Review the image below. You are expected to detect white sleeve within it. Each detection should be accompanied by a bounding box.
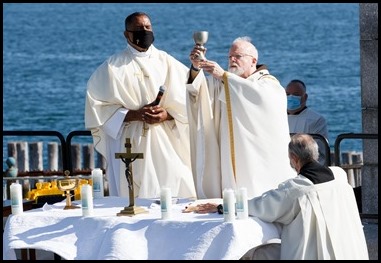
[103,108,128,140]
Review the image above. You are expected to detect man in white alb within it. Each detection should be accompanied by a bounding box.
[286,79,330,165]
[85,12,196,200]
[195,134,369,260]
[186,36,296,199]
[246,134,369,260]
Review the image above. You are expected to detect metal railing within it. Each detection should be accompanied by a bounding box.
[333,133,378,220]
[6,130,375,175]
[334,133,378,165]
[3,130,68,171]
[66,130,92,174]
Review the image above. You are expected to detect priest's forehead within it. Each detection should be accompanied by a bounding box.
[286,80,306,94]
[125,12,152,31]
[229,40,257,57]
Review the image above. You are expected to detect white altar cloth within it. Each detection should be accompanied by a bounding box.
[3,196,280,260]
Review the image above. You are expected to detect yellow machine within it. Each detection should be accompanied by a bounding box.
[27,178,92,203]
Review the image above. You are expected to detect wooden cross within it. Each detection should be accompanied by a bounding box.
[114,138,147,216]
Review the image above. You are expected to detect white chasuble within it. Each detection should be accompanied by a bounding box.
[186,70,296,199]
[85,45,196,199]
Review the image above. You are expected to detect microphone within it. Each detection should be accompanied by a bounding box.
[152,85,166,106]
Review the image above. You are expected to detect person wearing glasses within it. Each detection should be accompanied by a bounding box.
[186,36,296,200]
[85,12,196,200]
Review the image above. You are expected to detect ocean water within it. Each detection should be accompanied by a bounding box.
[3,3,363,168]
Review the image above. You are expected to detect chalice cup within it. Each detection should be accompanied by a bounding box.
[58,178,79,209]
[193,31,208,61]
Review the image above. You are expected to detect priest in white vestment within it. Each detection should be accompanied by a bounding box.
[193,134,369,260]
[286,79,330,165]
[85,12,196,200]
[248,134,369,260]
[186,36,296,199]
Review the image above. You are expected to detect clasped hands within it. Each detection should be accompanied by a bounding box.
[189,45,225,79]
[140,103,172,124]
[125,101,173,124]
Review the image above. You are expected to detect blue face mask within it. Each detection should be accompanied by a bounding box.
[287,95,302,110]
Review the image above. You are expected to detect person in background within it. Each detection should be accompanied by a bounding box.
[195,133,369,260]
[186,36,296,200]
[286,79,329,165]
[85,12,196,200]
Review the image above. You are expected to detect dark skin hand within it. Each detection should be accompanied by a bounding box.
[143,105,172,124]
[124,103,173,123]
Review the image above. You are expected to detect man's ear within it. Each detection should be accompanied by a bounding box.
[289,153,297,166]
[124,31,129,39]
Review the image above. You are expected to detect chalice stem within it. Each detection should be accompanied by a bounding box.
[66,191,72,207]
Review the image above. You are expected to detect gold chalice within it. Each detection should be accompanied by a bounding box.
[58,170,80,210]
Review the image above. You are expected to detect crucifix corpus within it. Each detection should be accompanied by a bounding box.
[115,138,147,216]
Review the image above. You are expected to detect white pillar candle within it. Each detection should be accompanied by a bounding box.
[10,182,23,215]
[81,184,94,217]
[223,188,236,222]
[160,187,172,220]
[236,187,248,220]
[91,168,104,199]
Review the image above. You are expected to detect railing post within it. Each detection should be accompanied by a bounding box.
[3,130,68,172]
[66,130,92,175]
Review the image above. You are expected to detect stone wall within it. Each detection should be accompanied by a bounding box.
[360,2,378,217]
[360,3,378,260]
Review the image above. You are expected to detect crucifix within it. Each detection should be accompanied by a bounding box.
[115,138,147,216]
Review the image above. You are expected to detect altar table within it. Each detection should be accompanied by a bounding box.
[3,196,280,260]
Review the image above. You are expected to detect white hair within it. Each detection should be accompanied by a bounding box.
[232,36,258,60]
[233,36,252,43]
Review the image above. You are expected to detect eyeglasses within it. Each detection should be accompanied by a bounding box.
[228,54,254,60]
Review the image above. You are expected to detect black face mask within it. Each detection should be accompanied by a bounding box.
[129,30,154,49]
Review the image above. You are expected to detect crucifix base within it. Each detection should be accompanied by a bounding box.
[117,205,148,216]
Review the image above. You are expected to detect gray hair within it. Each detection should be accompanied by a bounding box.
[288,134,319,164]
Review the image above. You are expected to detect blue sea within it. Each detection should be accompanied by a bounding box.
[3,3,363,169]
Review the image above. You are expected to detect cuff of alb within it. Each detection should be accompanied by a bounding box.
[191,64,200,72]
